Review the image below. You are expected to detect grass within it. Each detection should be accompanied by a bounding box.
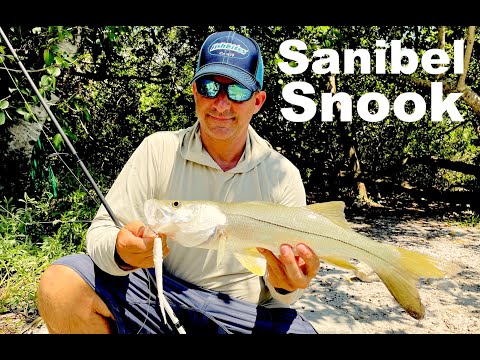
[455,210,480,227]
[0,191,93,322]
[0,188,478,333]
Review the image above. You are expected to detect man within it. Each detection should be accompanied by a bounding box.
[37,30,321,334]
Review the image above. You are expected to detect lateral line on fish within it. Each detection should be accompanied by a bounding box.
[231,212,361,246]
[230,212,399,266]
[144,199,460,320]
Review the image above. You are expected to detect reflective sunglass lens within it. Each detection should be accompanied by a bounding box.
[197,78,253,102]
[228,84,252,101]
[198,79,220,98]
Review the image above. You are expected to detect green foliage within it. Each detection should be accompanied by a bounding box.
[456,210,480,226]
[1,25,479,321]
[0,190,94,315]
[2,25,479,202]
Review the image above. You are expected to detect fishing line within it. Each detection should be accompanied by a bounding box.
[0,27,118,226]
[0,51,100,206]
[0,26,186,334]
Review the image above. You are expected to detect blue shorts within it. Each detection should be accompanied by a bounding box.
[53,254,318,334]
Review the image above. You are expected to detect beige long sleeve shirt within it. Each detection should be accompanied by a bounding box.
[86,120,307,307]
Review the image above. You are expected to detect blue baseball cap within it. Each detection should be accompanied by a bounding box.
[192,31,264,92]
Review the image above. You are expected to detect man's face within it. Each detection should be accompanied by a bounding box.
[192,75,266,142]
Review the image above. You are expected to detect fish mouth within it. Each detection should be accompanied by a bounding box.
[145,205,182,235]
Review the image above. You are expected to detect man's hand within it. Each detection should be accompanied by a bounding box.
[115,220,169,269]
[257,244,320,292]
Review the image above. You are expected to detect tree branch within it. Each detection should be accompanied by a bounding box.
[457,26,476,90]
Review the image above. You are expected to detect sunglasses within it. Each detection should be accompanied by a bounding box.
[196,78,254,102]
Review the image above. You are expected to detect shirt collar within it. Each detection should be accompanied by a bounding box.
[179,120,272,173]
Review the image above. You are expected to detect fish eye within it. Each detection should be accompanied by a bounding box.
[171,201,181,208]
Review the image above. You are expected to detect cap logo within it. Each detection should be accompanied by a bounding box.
[193,31,263,91]
[208,37,249,58]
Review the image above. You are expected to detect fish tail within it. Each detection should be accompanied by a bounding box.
[374,245,460,320]
[394,246,461,279]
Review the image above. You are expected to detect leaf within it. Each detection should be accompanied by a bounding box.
[16,108,29,116]
[40,75,51,87]
[53,133,63,150]
[43,49,54,66]
[0,99,8,109]
[83,109,91,121]
[63,127,77,141]
[47,67,61,77]
[0,111,5,125]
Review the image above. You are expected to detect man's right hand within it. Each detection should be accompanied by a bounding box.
[115,220,169,270]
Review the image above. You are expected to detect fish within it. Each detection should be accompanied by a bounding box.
[144,198,461,320]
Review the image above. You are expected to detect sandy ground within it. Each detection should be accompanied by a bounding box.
[293,212,480,334]
[2,209,479,334]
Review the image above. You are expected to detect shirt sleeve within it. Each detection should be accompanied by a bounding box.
[86,134,167,276]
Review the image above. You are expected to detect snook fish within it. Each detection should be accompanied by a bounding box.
[144,199,460,320]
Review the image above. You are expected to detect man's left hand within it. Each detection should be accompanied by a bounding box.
[257,244,320,292]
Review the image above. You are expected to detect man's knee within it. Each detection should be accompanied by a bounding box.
[37,263,114,333]
[37,264,83,306]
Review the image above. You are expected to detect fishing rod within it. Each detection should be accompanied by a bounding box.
[0,26,120,227]
[0,26,186,334]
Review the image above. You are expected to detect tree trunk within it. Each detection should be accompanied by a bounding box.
[328,75,381,206]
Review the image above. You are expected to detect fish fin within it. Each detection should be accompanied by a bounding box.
[233,248,267,276]
[393,245,461,279]
[372,245,461,320]
[306,201,351,229]
[320,256,358,270]
[375,262,425,320]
